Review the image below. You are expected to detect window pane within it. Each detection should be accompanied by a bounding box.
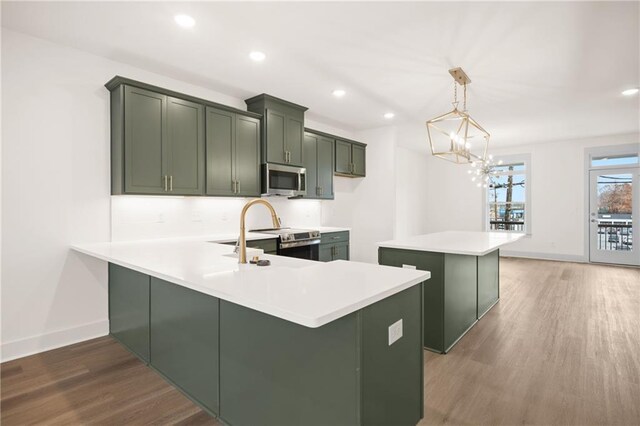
[592,154,638,167]
[488,174,526,203]
[596,173,633,251]
[488,202,525,231]
[491,163,525,173]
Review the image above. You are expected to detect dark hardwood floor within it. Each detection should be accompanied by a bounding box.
[2,258,639,425]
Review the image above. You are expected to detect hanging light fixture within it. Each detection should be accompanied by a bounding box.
[426,67,490,164]
[467,155,503,188]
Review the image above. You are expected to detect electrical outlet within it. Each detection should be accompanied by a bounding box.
[388,319,403,346]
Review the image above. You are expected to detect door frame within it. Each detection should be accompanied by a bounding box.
[584,143,640,265]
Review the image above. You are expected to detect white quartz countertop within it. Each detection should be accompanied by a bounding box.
[72,234,429,328]
[377,231,525,256]
[315,226,351,233]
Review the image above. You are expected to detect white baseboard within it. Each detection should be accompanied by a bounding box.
[500,250,587,263]
[1,319,109,363]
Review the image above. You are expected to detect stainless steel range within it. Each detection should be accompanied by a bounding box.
[251,227,321,260]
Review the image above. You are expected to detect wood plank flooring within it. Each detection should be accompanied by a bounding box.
[2,258,639,425]
[421,258,640,426]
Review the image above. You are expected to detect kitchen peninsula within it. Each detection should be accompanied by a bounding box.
[378,231,524,353]
[73,234,430,426]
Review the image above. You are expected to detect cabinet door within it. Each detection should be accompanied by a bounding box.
[265,109,286,164]
[477,249,499,318]
[333,243,349,261]
[109,264,150,362]
[319,244,333,262]
[303,134,318,197]
[316,136,334,199]
[206,107,236,196]
[150,277,220,414]
[235,115,261,197]
[352,144,366,177]
[286,115,304,166]
[335,140,352,175]
[167,97,205,195]
[123,86,167,194]
[207,107,236,195]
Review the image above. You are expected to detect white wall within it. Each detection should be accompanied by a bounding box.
[422,132,640,261]
[0,29,352,361]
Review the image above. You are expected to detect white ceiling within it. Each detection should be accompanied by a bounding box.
[2,1,639,147]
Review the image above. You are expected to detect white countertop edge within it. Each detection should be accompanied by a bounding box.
[377,232,526,256]
[376,242,506,257]
[71,246,430,328]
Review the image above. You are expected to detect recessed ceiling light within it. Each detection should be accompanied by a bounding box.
[249,51,266,62]
[174,14,195,28]
[622,88,639,96]
[383,112,395,119]
[332,89,346,98]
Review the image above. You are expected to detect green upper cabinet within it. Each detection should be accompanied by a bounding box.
[245,94,308,167]
[303,131,334,199]
[205,107,260,197]
[109,81,205,195]
[107,76,262,197]
[234,115,261,197]
[122,85,167,194]
[335,138,367,178]
[351,143,366,177]
[166,97,205,195]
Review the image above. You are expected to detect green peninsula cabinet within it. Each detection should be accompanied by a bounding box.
[245,94,307,167]
[108,264,150,362]
[335,138,366,177]
[303,131,334,199]
[378,231,523,353]
[319,231,350,262]
[205,107,261,197]
[108,262,425,425]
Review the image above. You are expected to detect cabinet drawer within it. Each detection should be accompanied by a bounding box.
[321,231,349,245]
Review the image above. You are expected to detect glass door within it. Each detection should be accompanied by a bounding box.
[589,167,639,266]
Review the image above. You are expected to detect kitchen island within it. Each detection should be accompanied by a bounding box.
[378,231,524,354]
[73,234,430,426]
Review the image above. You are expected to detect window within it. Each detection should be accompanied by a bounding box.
[486,158,528,233]
[591,154,638,168]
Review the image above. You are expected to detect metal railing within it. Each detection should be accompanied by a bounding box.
[597,223,633,251]
[489,221,525,231]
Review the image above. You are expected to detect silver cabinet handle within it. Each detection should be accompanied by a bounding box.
[169,175,173,191]
[237,181,240,193]
[232,181,236,194]
[163,175,168,191]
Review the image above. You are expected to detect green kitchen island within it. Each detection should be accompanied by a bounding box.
[378,231,524,354]
[73,234,430,426]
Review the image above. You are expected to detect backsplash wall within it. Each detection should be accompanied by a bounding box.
[111,196,323,241]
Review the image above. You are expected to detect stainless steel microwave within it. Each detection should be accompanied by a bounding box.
[262,163,306,197]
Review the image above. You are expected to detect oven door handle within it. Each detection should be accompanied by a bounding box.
[280,239,321,249]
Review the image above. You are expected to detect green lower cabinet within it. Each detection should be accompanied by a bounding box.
[219,284,423,426]
[443,254,478,351]
[477,249,500,318]
[379,248,483,353]
[319,231,350,262]
[149,278,220,414]
[108,264,150,362]
[109,263,423,425]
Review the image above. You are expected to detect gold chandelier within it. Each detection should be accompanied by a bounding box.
[426,67,490,164]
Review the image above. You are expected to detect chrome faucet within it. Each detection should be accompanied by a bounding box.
[238,199,280,264]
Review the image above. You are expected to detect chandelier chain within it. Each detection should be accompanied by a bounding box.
[463,83,467,111]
